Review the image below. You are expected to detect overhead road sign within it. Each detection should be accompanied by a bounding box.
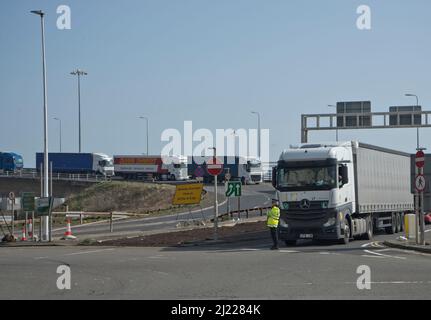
[301,110,431,143]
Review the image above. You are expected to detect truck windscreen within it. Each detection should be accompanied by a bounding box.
[277,166,337,191]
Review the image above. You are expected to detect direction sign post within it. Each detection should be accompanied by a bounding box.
[225,169,231,219]
[415,150,426,245]
[8,192,15,237]
[207,152,223,241]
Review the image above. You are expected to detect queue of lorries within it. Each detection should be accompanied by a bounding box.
[1,152,264,184]
[1,140,430,245]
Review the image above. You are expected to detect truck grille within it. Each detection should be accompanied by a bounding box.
[284,201,325,211]
[284,211,327,221]
[251,175,262,182]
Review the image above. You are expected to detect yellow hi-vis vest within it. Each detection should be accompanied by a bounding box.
[267,206,280,228]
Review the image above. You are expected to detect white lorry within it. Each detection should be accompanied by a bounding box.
[272,141,414,245]
[114,155,189,181]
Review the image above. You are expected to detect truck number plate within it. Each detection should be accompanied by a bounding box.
[300,234,313,239]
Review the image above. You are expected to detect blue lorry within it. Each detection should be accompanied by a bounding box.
[0,152,24,172]
[188,156,263,184]
[36,152,114,176]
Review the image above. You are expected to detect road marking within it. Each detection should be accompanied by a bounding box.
[375,249,392,253]
[64,248,115,256]
[237,248,299,253]
[361,255,386,259]
[345,281,431,285]
[363,249,406,260]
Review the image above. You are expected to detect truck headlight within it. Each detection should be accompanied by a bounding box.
[279,218,289,228]
[323,217,336,227]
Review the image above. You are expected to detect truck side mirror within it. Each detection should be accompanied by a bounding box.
[340,165,349,186]
[272,167,277,188]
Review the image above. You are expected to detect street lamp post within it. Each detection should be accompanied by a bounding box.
[405,94,420,150]
[328,105,338,142]
[54,118,62,152]
[31,10,49,241]
[139,116,149,155]
[251,111,261,159]
[70,69,87,153]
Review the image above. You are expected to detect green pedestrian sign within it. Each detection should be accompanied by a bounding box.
[225,181,242,198]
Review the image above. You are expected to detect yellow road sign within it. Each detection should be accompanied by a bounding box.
[172,183,204,205]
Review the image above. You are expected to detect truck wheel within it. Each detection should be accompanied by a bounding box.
[385,214,396,234]
[339,224,350,245]
[399,213,405,232]
[170,174,176,181]
[363,217,373,240]
[285,240,296,246]
[395,213,401,233]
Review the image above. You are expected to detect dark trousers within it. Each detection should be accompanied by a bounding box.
[269,227,279,248]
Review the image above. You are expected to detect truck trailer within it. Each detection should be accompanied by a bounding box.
[188,156,263,184]
[113,155,188,181]
[0,152,23,172]
[272,141,414,245]
[36,153,114,176]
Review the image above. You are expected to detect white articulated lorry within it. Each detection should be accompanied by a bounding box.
[272,141,414,245]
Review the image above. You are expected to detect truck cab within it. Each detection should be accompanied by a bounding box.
[244,158,263,184]
[0,152,24,172]
[273,142,356,244]
[93,153,115,176]
[163,155,189,180]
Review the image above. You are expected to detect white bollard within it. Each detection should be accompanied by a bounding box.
[405,214,416,240]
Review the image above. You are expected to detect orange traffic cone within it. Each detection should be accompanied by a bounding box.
[62,219,76,240]
[64,219,73,237]
[20,225,27,241]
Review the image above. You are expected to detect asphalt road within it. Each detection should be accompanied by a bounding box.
[51,183,275,238]
[2,183,430,300]
[1,228,430,299]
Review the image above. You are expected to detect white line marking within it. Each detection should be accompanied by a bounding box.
[361,255,386,259]
[375,249,392,253]
[364,249,406,260]
[361,242,373,248]
[345,281,431,285]
[64,248,115,256]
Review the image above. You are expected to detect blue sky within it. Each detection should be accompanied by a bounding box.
[1,0,430,166]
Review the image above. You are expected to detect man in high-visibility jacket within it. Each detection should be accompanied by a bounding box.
[267,199,280,250]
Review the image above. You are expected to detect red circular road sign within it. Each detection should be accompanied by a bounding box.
[207,157,223,176]
[416,150,425,168]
